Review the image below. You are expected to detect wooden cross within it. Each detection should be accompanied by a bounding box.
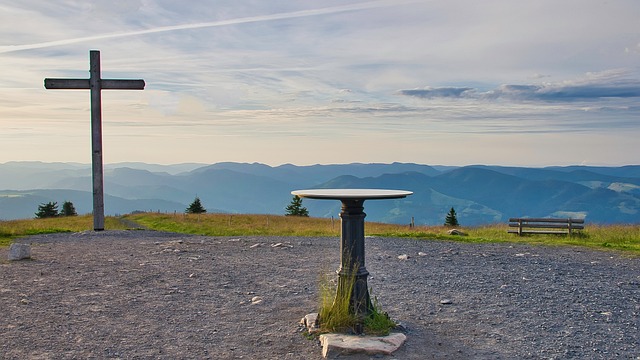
[44,50,145,231]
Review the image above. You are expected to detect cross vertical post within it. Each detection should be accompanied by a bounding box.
[45,50,145,231]
[90,51,104,231]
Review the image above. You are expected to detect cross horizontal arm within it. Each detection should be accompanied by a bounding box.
[45,78,145,90]
[102,79,145,90]
[45,78,89,89]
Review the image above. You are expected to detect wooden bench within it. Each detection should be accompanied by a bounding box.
[508,218,584,236]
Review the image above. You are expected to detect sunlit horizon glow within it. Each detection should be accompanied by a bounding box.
[1,0,639,167]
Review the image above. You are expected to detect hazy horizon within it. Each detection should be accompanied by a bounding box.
[1,1,639,167]
[2,159,638,169]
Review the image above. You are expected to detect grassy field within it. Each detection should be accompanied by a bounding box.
[0,215,129,246]
[1,212,639,254]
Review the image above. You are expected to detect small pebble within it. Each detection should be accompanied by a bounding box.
[251,296,263,305]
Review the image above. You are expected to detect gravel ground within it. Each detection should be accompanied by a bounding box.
[1,230,639,359]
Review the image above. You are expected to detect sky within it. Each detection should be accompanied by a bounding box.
[0,0,639,167]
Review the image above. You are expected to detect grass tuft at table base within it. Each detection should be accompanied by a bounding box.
[317,264,396,336]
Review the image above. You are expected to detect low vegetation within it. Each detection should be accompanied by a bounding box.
[1,212,639,253]
[318,268,358,334]
[317,265,396,336]
[0,215,128,246]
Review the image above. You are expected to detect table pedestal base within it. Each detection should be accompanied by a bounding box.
[337,199,373,332]
[291,189,413,335]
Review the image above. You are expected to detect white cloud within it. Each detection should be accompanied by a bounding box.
[0,0,639,166]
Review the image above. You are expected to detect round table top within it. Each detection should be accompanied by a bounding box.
[291,189,413,200]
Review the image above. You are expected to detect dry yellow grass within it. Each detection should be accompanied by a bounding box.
[2,212,638,254]
[0,215,128,246]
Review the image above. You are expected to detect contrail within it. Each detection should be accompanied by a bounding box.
[0,0,417,54]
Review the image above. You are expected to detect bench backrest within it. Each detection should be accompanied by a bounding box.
[508,218,584,224]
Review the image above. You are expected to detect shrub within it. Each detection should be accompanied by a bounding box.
[186,197,206,214]
[60,201,78,216]
[35,202,59,219]
[285,196,309,217]
[444,207,459,227]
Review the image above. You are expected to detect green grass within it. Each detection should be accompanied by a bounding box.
[1,212,639,254]
[364,297,397,336]
[0,215,129,246]
[124,212,342,237]
[365,223,640,253]
[318,268,358,334]
[463,224,640,253]
[317,264,396,336]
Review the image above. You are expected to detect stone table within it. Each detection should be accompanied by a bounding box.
[291,189,412,332]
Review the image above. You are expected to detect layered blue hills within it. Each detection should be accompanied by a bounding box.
[1,161,638,225]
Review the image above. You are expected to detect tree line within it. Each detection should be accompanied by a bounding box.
[35,201,77,218]
[185,196,459,225]
[37,195,458,225]
[184,195,310,217]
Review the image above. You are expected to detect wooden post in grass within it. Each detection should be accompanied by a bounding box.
[44,50,145,231]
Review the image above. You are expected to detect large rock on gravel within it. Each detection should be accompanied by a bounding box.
[300,313,321,334]
[8,243,31,261]
[319,332,406,358]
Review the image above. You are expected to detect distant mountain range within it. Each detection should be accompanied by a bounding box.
[1,161,638,225]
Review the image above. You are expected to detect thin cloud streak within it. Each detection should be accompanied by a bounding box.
[0,0,418,54]
[398,71,640,102]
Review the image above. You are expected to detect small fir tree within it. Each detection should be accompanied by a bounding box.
[444,207,459,227]
[35,201,59,218]
[285,196,309,217]
[60,201,78,216]
[186,196,207,214]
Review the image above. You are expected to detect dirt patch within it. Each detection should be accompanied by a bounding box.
[2,230,639,359]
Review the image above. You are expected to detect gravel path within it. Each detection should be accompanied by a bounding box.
[1,230,639,359]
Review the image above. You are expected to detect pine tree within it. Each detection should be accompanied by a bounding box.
[285,196,309,217]
[444,207,459,227]
[186,197,207,214]
[35,202,59,218]
[60,201,78,216]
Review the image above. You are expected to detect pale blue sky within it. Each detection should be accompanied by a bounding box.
[1,0,639,166]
